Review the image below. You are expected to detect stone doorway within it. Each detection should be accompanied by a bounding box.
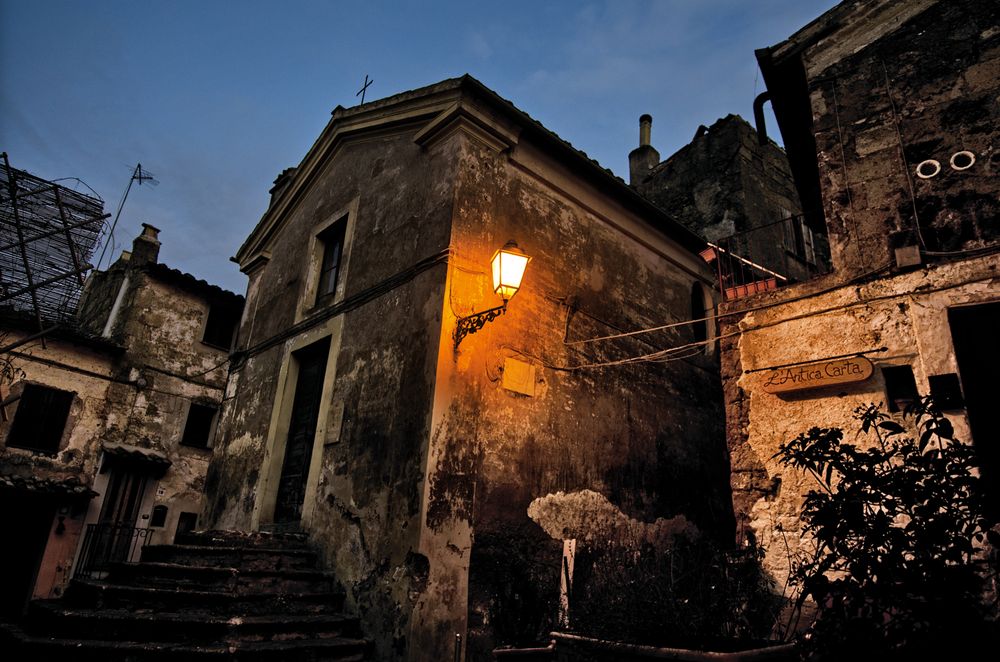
[949,301,1000,509]
[271,337,330,529]
[0,491,54,617]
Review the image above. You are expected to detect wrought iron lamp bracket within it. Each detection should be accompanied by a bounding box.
[454,302,507,350]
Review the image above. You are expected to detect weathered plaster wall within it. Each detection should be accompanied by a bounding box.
[2,255,239,604]
[724,255,998,592]
[805,0,999,280]
[205,126,456,661]
[427,129,732,658]
[0,333,116,598]
[0,337,115,484]
[91,272,234,541]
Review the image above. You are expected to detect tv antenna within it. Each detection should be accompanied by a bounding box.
[95,162,158,270]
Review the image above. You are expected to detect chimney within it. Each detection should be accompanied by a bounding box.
[629,114,660,185]
[131,223,161,266]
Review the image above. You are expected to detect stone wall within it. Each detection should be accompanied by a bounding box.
[635,115,801,244]
[205,78,734,660]
[722,255,997,590]
[724,0,1000,609]
[433,130,731,659]
[804,0,999,279]
[205,125,457,661]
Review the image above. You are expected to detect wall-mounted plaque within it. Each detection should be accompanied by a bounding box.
[762,356,873,395]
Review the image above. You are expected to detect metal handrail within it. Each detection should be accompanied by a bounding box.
[73,522,153,579]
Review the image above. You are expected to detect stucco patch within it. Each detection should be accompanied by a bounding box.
[527,489,697,546]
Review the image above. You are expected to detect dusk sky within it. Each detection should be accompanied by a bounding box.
[1,0,838,294]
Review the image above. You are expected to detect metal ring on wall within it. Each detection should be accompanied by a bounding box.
[950,151,975,171]
[915,159,941,179]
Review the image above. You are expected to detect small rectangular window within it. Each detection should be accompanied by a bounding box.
[928,373,964,410]
[316,220,347,304]
[882,365,919,413]
[202,304,240,350]
[180,403,217,449]
[150,505,168,527]
[6,384,74,453]
[174,512,198,542]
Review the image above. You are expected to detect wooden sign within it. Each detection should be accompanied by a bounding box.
[761,356,873,394]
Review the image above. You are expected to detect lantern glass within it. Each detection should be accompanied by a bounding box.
[491,244,530,301]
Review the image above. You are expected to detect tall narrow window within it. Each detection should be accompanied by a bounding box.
[6,384,74,453]
[690,283,708,343]
[316,220,347,304]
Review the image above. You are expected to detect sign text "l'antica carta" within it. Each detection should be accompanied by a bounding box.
[761,356,874,395]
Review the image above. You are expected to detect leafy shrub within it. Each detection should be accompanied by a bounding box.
[775,397,999,657]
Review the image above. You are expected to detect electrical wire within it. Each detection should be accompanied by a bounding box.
[559,261,892,348]
[503,269,997,373]
[564,313,708,346]
[922,244,1000,259]
[830,79,868,271]
[231,248,450,367]
[881,59,927,250]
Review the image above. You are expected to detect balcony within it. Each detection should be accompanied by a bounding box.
[703,215,831,301]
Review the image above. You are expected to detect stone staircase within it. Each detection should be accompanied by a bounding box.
[0,530,369,661]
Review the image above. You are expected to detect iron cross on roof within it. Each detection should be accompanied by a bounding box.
[356,74,374,105]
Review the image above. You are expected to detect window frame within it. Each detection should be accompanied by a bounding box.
[297,198,358,323]
[201,302,241,351]
[4,383,75,454]
[315,220,347,305]
[179,402,218,450]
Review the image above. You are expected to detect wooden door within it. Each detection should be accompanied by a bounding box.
[273,338,330,526]
[949,302,1000,511]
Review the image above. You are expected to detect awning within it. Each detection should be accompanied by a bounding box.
[100,442,172,477]
[0,473,99,500]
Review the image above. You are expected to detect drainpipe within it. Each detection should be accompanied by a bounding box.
[753,92,771,145]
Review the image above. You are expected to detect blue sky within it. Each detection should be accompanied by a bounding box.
[0,0,837,294]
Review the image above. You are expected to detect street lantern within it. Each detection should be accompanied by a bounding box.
[455,240,531,350]
[491,241,530,302]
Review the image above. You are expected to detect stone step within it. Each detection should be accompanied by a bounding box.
[7,529,369,659]
[107,562,338,595]
[0,622,369,661]
[24,601,362,644]
[141,544,319,572]
[66,579,346,615]
[176,530,312,551]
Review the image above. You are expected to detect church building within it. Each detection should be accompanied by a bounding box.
[203,75,733,659]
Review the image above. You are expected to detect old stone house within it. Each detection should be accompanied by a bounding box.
[0,221,243,616]
[629,112,827,294]
[717,0,999,590]
[203,75,733,660]
[630,114,802,245]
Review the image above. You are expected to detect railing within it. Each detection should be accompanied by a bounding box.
[73,523,153,579]
[708,215,832,301]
